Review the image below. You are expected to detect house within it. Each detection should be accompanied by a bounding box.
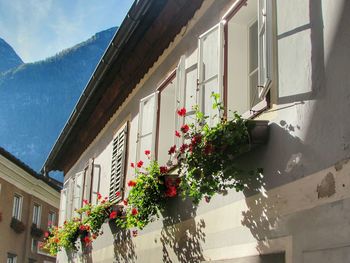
[0,147,61,263]
[43,0,350,262]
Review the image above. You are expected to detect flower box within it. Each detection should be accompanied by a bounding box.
[31,223,44,238]
[246,120,269,145]
[10,217,25,233]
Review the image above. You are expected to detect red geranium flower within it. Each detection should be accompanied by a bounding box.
[92,233,98,239]
[177,107,186,117]
[54,238,60,243]
[175,130,181,138]
[160,166,168,174]
[97,193,102,200]
[165,185,177,197]
[132,230,138,237]
[128,180,137,187]
[137,160,143,168]
[131,208,138,215]
[204,143,214,155]
[83,199,88,205]
[180,124,189,133]
[180,143,188,153]
[109,211,118,219]
[123,199,128,206]
[205,196,211,203]
[191,134,202,145]
[130,162,135,168]
[144,150,151,156]
[116,191,121,197]
[44,231,50,238]
[168,145,176,155]
[83,236,91,244]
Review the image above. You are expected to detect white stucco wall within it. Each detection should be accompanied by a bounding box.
[58,0,350,262]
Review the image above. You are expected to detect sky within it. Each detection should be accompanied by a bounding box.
[0,0,134,62]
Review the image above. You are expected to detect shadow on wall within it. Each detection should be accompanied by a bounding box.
[241,0,350,254]
[160,197,206,263]
[111,225,137,263]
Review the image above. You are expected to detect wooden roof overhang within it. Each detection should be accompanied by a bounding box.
[43,0,204,174]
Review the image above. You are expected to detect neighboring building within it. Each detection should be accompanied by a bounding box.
[43,0,350,262]
[0,147,61,263]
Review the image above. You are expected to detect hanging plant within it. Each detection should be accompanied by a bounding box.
[10,217,26,234]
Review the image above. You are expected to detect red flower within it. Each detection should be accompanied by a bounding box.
[180,124,189,133]
[131,208,138,216]
[83,236,91,244]
[132,230,138,237]
[205,196,211,203]
[54,238,60,243]
[165,185,177,197]
[191,134,202,145]
[92,233,98,239]
[204,143,214,155]
[79,225,86,231]
[116,191,121,197]
[180,144,188,153]
[101,200,106,204]
[177,107,186,117]
[175,130,181,138]
[83,199,88,205]
[86,211,91,216]
[97,193,102,200]
[44,231,49,238]
[137,160,143,168]
[144,150,151,156]
[168,145,176,155]
[130,162,135,168]
[123,199,128,206]
[160,166,168,174]
[109,211,118,219]
[128,180,137,187]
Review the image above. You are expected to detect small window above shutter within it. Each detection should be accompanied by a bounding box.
[258,0,273,99]
[198,22,224,124]
[109,122,128,202]
[137,92,159,162]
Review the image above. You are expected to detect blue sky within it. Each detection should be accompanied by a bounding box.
[0,0,134,62]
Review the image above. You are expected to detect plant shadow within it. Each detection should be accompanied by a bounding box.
[160,197,206,263]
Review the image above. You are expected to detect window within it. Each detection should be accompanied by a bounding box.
[31,239,38,253]
[48,211,56,227]
[109,122,128,202]
[225,0,273,117]
[12,194,22,220]
[32,203,41,227]
[137,93,158,164]
[7,254,17,263]
[72,172,84,217]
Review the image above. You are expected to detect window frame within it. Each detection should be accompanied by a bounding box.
[222,0,272,119]
[12,193,23,221]
[7,253,17,263]
[48,211,56,228]
[32,203,42,228]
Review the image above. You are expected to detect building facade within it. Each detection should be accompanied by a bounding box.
[0,147,61,263]
[44,0,350,262]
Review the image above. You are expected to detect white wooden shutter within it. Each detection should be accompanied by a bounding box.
[91,164,101,204]
[109,122,128,202]
[72,171,84,217]
[66,178,74,219]
[59,188,67,225]
[198,22,224,124]
[258,0,273,98]
[175,55,186,146]
[136,92,159,162]
[83,159,94,202]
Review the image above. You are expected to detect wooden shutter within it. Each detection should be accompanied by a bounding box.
[66,178,74,219]
[72,171,84,217]
[258,0,273,98]
[136,92,159,162]
[175,55,186,146]
[198,22,224,124]
[109,122,128,202]
[83,158,94,202]
[59,182,68,225]
[91,164,101,204]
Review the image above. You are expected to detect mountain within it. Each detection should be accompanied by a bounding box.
[0,27,117,175]
[0,38,23,72]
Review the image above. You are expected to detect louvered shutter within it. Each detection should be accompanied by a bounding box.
[109,123,128,202]
[83,159,94,202]
[198,22,224,125]
[59,186,67,225]
[136,92,159,163]
[258,0,273,98]
[91,164,101,204]
[174,55,186,147]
